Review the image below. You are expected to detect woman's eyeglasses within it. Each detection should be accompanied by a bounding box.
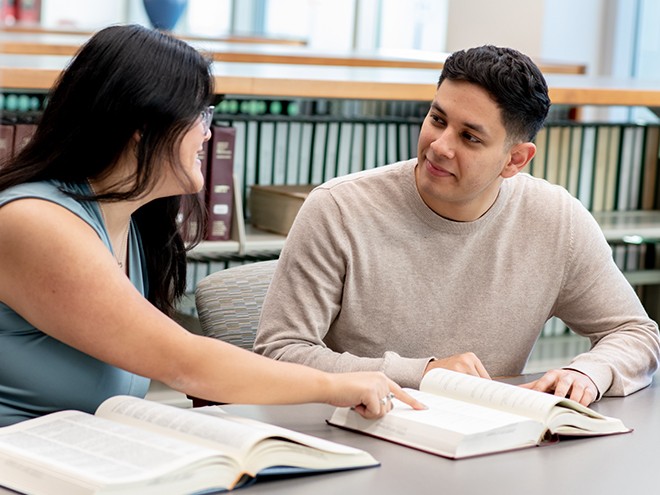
[200,106,215,133]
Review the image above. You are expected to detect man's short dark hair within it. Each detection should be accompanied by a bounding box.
[439,45,551,142]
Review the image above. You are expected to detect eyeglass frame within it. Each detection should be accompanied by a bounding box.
[200,105,215,134]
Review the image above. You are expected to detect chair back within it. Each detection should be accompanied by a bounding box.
[194,259,278,350]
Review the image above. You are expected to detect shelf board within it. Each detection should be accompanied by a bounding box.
[187,225,285,261]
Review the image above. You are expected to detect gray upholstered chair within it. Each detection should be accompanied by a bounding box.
[194,259,279,350]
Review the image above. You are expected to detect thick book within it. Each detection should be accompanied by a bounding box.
[205,125,236,240]
[0,395,379,495]
[328,368,630,459]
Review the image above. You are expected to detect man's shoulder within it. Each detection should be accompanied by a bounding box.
[510,173,575,200]
[508,173,592,222]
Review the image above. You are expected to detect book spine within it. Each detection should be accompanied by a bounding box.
[205,126,236,241]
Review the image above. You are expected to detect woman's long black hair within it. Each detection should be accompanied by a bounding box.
[0,24,215,316]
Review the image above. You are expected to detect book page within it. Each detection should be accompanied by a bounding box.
[545,408,629,435]
[96,396,273,459]
[98,396,366,458]
[420,369,569,423]
[196,406,368,455]
[391,389,541,434]
[0,410,231,485]
[96,396,377,478]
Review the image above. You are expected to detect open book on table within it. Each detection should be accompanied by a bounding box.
[329,368,630,459]
[0,395,378,495]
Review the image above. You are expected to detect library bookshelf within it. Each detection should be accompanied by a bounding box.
[3,58,660,338]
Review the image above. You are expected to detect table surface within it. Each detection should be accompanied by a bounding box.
[0,374,657,494]
[215,376,660,494]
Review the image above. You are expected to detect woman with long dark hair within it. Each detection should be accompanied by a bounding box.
[0,24,421,426]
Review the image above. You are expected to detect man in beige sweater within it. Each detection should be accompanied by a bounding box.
[253,45,660,406]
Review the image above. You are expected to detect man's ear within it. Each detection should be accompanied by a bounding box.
[502,142,536,178]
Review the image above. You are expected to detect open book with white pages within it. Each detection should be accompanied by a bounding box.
[329,368,630,459]
[0,395,378,495]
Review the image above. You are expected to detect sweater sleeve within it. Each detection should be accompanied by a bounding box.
[554,198,660,398]
[253,187,435,388]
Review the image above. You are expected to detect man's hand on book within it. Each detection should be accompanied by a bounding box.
[519,369,598,406]
[424,352,492,379]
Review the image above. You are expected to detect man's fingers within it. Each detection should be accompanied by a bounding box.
[552,374,573,399]
[519,369,598,406]
[567,381,595,406]
[474,359,492,379]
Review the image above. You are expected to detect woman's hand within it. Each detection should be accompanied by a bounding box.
[324,371,427,419]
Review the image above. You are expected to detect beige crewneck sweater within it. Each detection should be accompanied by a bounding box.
[254,159,660,396]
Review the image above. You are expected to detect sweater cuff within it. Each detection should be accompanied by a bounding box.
[562,361,613,401]
[380,351,436,389]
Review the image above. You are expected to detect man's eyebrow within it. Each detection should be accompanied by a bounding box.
[431,101,489,137]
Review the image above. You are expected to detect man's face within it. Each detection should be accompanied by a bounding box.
[415,79,523,222]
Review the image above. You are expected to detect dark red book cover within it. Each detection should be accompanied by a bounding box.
[12,123,37,154]
[205,126,236,241]
[0,125,16,166]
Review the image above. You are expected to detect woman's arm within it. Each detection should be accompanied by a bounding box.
[0,199,423,418]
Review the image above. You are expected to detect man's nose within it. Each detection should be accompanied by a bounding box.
[430,130,456,160]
